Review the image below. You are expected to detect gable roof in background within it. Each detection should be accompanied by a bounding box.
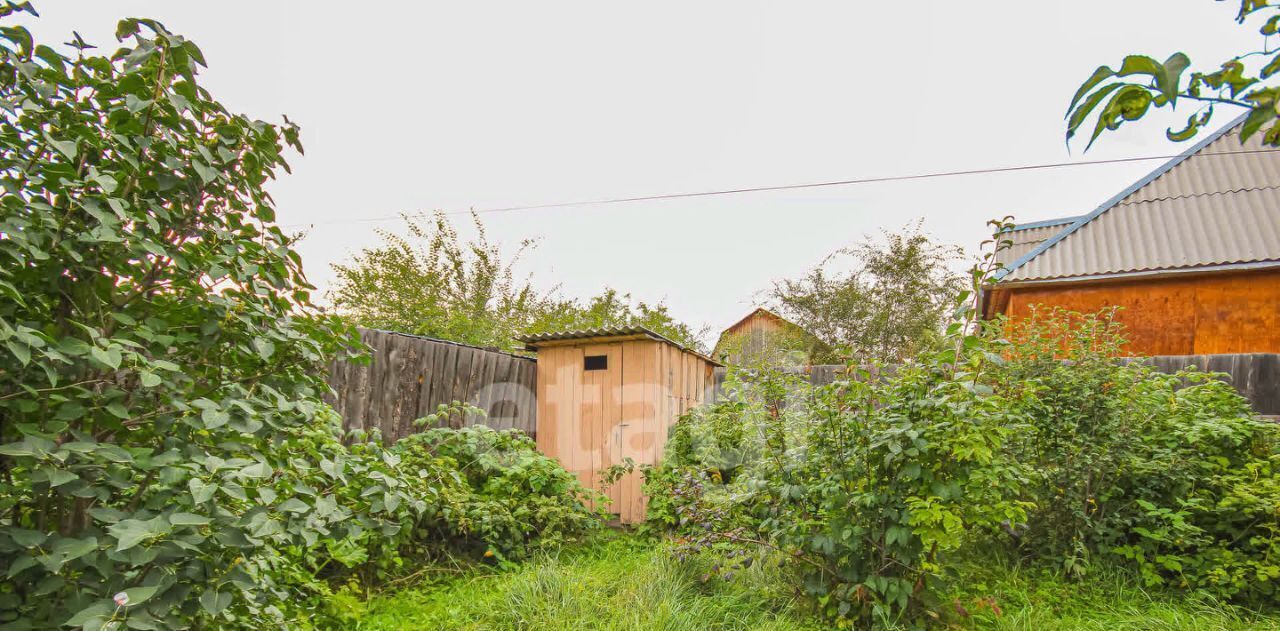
[997,112,1280,285]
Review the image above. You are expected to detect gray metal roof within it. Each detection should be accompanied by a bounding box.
[517,326,721,365]
[994,217,1080,269]
[999,112,1280,284]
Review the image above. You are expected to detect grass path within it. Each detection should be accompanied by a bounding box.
[355,534,1279,630]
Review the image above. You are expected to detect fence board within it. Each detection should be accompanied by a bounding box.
[328,329,538,442]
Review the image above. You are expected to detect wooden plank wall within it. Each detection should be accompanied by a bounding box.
[533,339,716,524]
[326,328,537,442]
[994,268,1280,356]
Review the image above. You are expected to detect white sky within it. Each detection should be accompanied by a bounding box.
[18,1,1257,343]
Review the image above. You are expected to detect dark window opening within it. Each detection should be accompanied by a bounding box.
[584,355,608,371]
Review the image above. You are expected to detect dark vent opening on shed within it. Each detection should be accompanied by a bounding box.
[584,355,608,371]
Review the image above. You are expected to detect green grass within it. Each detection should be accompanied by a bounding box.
[354,533,820,631]
[946,555,1280,631]
[354,535,1280,630]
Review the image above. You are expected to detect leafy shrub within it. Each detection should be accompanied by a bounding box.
[648,227,1280,625]
[0,13,369,629]
[0,11,601,629]
[995,307,1280,604]
[393,426,604,562]
[650,362,1030,626]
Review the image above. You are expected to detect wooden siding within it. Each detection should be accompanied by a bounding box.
[327,329,537,442]
[533,337,714,524]
[990,268,1280,356]
[713,309,788,364]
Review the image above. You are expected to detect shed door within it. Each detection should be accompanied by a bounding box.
[580,344,623,513]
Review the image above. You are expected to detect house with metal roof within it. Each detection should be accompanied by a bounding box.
[983,113,1280,356]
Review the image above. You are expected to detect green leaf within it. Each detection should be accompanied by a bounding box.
[278,498,310,513]
[1241,105,1276,141]
[201,407,230,429]
[237,461,272,479]
[9,528,46,547]
[1156,52,1190,102]
[1067,82,1125,141]
[89,346,122,369]
[1167,110,1212,142]
[1067,64,1115,115]
[189,478,216,504]
[169,512,211,526]
[252,337,275,360]
[64,602,112,627]
[109,519,157,551]
[1263,52,1280,80]
[192,160,218,184]
[1116,54,1163,79]
[121,584,163,606]
[43,131,77,161]
[200,588,232,615]
[46,467,77,487]
[139,371,161,387]
[52,536,98,562]
[5,339,31,366]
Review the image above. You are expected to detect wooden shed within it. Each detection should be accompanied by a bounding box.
[519,327,720,524]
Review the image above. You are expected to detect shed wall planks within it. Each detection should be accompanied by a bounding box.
[528,336,717,524]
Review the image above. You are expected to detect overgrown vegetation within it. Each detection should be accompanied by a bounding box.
[646,225,1280,628]
[357,532,1280,631]
[0,12,601,629]
[329,212,706,353]
[768,224,963,363]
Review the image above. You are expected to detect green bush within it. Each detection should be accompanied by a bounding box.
[392,425,605,562]
[995,307,1280,604]
[0,13,369,629]
[646,229,1279,626]
[649,362,1030,626]
[0,11,603,628]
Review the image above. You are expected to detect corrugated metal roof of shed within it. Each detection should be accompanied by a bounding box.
[517,326,722,365]
[1002,113,1280,283]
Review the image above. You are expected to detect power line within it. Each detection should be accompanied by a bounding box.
[286,148,1279,228]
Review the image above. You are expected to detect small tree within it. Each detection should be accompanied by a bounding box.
[528,288,709,351]
[330,213,708,352]
[1067,1,1280,148]
[770,225,963,363]
[0,11,358,627]
[330,212,552,350]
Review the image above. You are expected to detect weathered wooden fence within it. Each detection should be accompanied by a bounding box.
[713,354,1280,416]
[326,329,537,442]
[1135,354,1280,416]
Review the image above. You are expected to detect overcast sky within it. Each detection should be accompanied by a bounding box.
[17,1,1257,342]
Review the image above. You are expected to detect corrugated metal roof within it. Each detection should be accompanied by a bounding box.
[1002,113,1280,283]
[994,218,1079,268]
[517,326,721,365]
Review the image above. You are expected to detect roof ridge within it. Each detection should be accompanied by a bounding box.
[994,111,1251,280]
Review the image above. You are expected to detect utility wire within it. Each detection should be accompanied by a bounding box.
[286,148,1279,228]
